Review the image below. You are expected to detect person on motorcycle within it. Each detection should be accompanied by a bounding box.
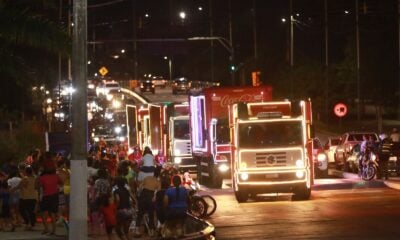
[358,135,369,176]
[378,133,391,180]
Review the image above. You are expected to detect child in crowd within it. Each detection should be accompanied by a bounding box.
[99,194,117,240]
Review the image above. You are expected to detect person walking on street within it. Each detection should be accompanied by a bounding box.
[99,194,117,240]
[16,166,38,230]
[113,176,135,240]
[37,167,63,236]
[133,171,160,238]
[7,167,22,228]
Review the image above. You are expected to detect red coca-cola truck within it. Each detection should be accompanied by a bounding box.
[189,86,273,188]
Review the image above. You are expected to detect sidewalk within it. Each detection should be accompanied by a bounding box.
[337,171,400,190]
[0,222,112,240]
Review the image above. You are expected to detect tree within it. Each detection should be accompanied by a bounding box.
[0,0,70,114]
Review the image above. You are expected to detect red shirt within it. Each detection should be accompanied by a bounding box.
[39,174,62,196]
[100,203,117,226]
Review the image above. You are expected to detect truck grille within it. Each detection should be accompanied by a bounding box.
[240,148,302,168]
[174,141,192,155]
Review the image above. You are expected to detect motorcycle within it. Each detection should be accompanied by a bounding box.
[360,146,379,181]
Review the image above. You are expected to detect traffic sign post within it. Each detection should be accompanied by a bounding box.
[334,103,347,132]
[99,66,108,77]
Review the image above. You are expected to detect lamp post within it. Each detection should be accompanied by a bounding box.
[164,56,173,82]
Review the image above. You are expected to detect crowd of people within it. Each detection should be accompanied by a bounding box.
[0,138,193,239]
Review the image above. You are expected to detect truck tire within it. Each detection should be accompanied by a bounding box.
[211,174,223,188]
[234,190,249,203]
[292,185,311,201]
[211,167,223,188]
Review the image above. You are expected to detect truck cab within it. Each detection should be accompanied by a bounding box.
[230,101,313,202]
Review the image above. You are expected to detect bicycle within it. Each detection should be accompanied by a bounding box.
[187,182,217,218]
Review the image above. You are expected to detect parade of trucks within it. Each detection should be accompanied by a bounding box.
[125,84,314,202]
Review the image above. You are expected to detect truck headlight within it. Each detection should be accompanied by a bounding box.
[296,170,304,178]
[218,164,229,172]
[240,173,249,181]
[295,159,304,167]
[175,157,182,164]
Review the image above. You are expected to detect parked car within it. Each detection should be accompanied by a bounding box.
[334,132,379,170]
[152,76,167,88]
[324,137,341,164]
[140,79,155,94]
[172,77,190,95]
[312,138,328,178]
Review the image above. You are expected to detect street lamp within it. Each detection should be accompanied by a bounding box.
[179,11,186,20]
[164,56,172,83]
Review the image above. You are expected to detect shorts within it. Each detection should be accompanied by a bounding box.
[40,193,59,213]
[9,192,20,206]
[116,208,135,222]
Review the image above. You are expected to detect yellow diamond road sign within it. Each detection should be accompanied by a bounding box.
[99,66,108,76]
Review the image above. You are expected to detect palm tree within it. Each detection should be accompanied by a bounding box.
[0,0,70,114]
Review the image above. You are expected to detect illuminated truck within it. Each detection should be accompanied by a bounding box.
[229,100,313,202]
[166,102,194,172]
[126,103,164,154]
[189,86,272,188]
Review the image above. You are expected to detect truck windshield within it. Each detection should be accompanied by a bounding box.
[174,119,190,140]
[238,121,303,148]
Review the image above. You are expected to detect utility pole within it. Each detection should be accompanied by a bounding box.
[356,0,361,123]
[228,0,235,86]
[398,0,400,119]
[70,0,88,239]
[252,0,258,60]
[132,0,138,81]
[324,0,329,120]
[289,0,294,98]
[209,0,214,83]
[58,0,63,103]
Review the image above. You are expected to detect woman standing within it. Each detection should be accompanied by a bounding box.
[17,166,38,230]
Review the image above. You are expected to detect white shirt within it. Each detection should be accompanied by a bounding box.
[390,133,400,142]
[8,177,22,192]
[142,154,155,167]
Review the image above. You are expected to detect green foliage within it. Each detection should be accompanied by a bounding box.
[0,121,45,164]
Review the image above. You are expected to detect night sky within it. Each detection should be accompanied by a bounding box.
[86,0,397,87]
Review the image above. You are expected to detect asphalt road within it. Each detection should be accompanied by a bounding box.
[203,177,400,240]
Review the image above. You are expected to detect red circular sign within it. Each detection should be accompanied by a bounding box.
[334,103,347,117]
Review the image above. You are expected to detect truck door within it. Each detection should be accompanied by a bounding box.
[126,105,138,149]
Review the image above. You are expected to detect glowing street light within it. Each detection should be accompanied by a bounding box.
[179,11,186,20]
[145,13,150,18]
[121,49,125,53]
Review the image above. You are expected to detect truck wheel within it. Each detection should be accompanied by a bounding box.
[211,174,223,189]
[234,190,248,203]
[292,185,311,201]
